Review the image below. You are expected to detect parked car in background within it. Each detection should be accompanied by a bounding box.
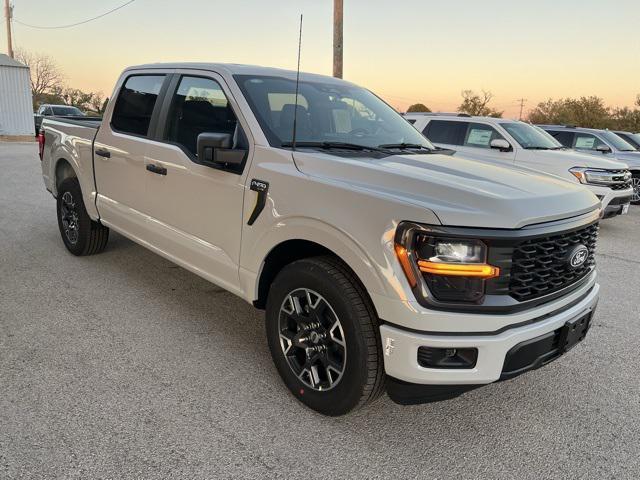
[539,125,640,204]
[405,113,633,218]
[39,63,602,416]
[34,104,86,134]
[613,131,640,150]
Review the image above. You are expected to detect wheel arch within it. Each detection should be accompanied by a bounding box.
[251,234,388,313]
[54,158,77,194]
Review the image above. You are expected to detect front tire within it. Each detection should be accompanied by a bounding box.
[56,177,109,256]
[631,172,640,205]
[265,256,385,416]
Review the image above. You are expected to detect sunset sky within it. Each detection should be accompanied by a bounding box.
[4,0,640,118]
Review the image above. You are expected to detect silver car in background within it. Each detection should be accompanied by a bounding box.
[540,125,640,204]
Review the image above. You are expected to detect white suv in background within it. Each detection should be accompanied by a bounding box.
[405,114,633,218]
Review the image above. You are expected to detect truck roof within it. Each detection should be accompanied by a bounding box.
[403,113,521,124]
[125,62,351,85]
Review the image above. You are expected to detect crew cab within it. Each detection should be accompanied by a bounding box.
[405,113,634,218]
[39,63,602,415]
[540,125,640,205]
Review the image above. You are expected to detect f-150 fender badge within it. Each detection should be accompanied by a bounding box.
[248,179,269,225]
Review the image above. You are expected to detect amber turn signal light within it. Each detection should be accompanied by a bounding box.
[417,261,500,279]
[394,244,418,288]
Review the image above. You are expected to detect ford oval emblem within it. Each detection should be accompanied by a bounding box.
[568,245,589,269]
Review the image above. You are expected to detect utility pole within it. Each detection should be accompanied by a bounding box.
[517,97,527,120]
[4,0,13,58]
[333,0,343,78]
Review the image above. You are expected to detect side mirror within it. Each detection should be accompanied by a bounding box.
[490,139,511,151]
[596,144,612,154]
[197,132,246,167]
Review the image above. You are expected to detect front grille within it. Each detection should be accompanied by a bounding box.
[609,195,632,206]
[608,169,632,190]
[508,223,599,302]
[611,182,632,190]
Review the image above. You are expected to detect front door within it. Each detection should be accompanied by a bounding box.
[454,122,516,165]
[142,72,252,295]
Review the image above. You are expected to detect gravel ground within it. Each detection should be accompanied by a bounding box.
[1,142,639,479]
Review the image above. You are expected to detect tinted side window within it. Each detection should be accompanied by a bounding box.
[463,123,504,148]
[111,75,165,136]
[574,133,606,151]
[406,119,416,125]
[165,76,241,157]
[547,130,575,147]
[424,120,468,146]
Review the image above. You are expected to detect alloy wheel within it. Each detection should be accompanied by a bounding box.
[60,191,80,245]
[632,176,640,204]
[278,288,347,391]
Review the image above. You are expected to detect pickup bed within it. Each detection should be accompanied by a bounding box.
[39,63,602,416]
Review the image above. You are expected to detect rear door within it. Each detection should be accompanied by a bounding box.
[141,71,252,294]
[94,71,170,236]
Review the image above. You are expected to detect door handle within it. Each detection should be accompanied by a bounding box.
[95,148,111,158]
[146,163,167,176]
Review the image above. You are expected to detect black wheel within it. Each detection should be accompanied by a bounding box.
[56,177,109,256]
[265,256,385,416]
[631,172,640,205]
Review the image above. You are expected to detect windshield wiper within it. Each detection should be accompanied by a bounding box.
[377,143,432,151]
[281,141,384,152]
[523,146,552,150]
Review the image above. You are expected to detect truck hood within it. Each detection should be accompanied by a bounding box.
[612,151,640,168]
[293,151,600,229]
[533,149,629,170]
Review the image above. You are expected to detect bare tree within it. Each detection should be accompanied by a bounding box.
[458,90,503,117]
[14,49,64,101]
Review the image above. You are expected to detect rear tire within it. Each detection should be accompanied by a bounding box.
[56,177,109,256]
[631,172,640,205]
[265,256,385,416]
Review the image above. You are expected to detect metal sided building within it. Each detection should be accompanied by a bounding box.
[0,54,34,137]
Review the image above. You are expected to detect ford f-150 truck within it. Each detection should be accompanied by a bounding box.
[39,63,601,416]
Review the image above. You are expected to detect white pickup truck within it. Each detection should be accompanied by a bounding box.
[39,63,601,415]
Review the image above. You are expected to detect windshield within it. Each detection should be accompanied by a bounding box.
[599,130,636,151]
[51,106,84,116]
[501,122,562,149]
[623,132,640,149]
[234,74,434,150]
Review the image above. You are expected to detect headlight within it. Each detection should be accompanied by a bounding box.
[395,223,500,304]
[569,167,631,186]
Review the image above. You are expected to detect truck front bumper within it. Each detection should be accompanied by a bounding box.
[591,185,633,219]
[379,282,599,390]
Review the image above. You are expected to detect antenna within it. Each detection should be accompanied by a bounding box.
[291,14,303,151]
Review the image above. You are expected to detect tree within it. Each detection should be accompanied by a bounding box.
[458,90,503,117]
[14,49,64,108]
[59,88,105,115]
[527,96,611,128]
[610,106,640,133]
[406,103,431,113]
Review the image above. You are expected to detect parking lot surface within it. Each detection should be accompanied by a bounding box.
[1,142,639,479]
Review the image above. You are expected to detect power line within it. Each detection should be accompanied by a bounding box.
[13,0,135,29]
